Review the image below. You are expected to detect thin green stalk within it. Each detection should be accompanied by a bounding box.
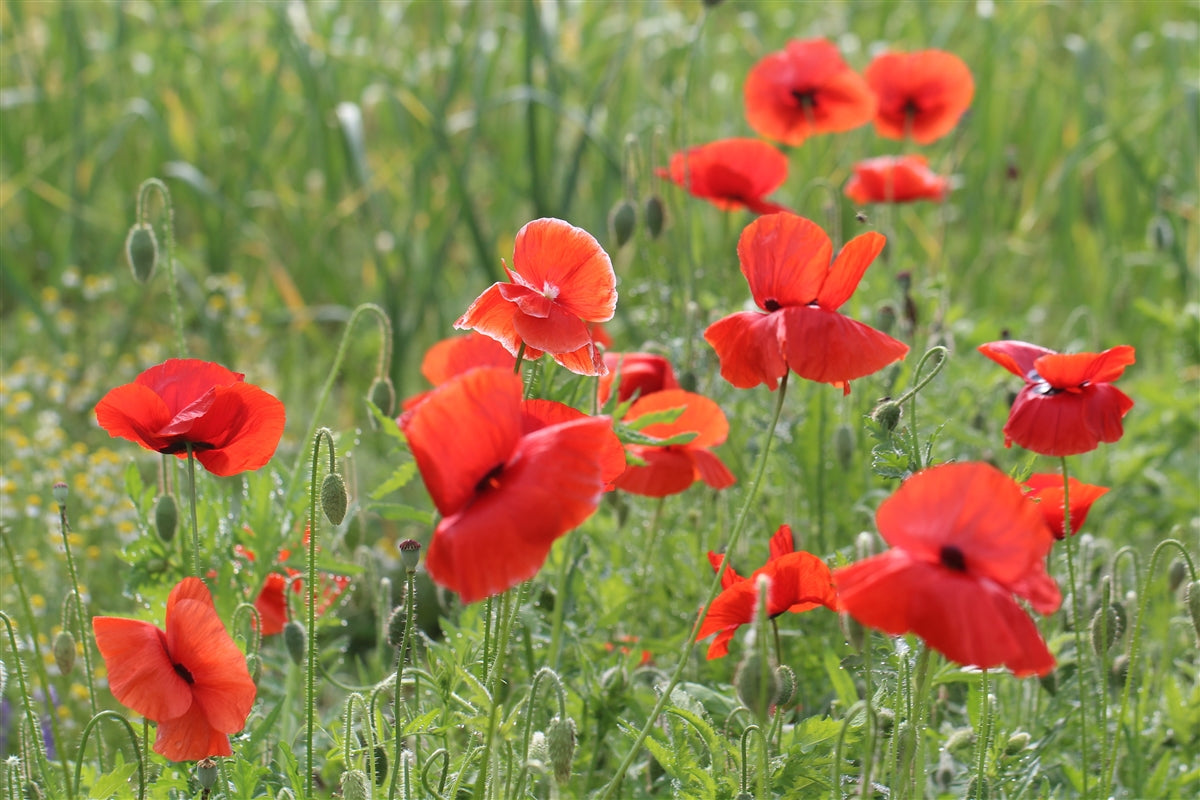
[900,645,934,800]
[816,384,828,551]
[74,711,145,800]
[184,443,201,578]
[598,373,791,799]
[970,670,991,799]
[388,566,418,800]
[1,610,66,799]
[475,586,522,796]
[56,493,102,764]
[1059,456,1089,799]
[675,9,710,374]
[136,178,185,356]
[514,667,568,796]
[343,693,376,788]
[305,427,336,800]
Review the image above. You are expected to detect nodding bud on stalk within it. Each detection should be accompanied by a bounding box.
[283,620,307,666]
[398,539,421,573]
[734,651,780,720]
[53,631,76,675]
[1168,560,1187,593]
[608,200,637,249]
[870,398,902,432]
[547,715,576,786]
[1005,731,1031,755]
[125,223,159,283]
[339,769,370,800]
[368,376,396,418]
[196,758,218,791]
[321,472,348,526]
[773,664,797,707]
[833,424,855,471]
[155,493,178,543]
[1090,603,1123,655]
[643,194,665,238]
[1186,580,1200,640]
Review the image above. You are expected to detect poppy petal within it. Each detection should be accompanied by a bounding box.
[757,551,838,616]
[511,218,617,323]
[186,383,286,476]
[696,580,756,643]
[599,352,680,405]
[1004,385,1133,457]
[778,306,908,390]
[136,359,244,414]
[768,525,795,561]
[455,284,523,356]
[511,303,594,354]
[626,389,730,449]
[152,704,232,762]
[95,383,175,452]
[522,399,626,486]
[708,550,743,589]
[1033,345,1136,388]
[692,450,736,490]
[254,573,289,636]
[866,50,975,144]
[704,311,789,391]
[817,231,887,311]
[420,333,516,386]
[1023,474,1110,539]
[613,446,700,497]
[978,340,1056,381]
[92,617,193,723]
[737,214,833,310]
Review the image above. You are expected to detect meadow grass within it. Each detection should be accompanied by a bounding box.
[1,1,1198,798]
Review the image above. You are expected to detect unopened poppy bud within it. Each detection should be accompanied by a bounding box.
[1148,214,1173,251]
[944,727,974,753]
[735,651,780,720]
[373,746,388,786]
[547,715,576,786]
[283,620,307,666]
[643,194,666,238]
[1038,669,1058,696]
[1090,603,1122,654]
[871,398,902,432]
[855,531,877,560]
[245,653,261,684]
[320,472,348,526]
[1186,580,1200,639]
[934,752,956,791]
[53,630,76,675]
[1005,731,1031,755]
[833,424,855,471]
[1168,560,1187,593]
[773,664,797,707]
[1110,653,1130,687]
[398,539,421,573]
[876,303,897,335]
[386,605,407,649]
[155,493,178,543]
[368,376,396,418]
[339,768,370,800]
[53,482,68,508]
[840,612,866,653]
[126,222,159,283]
[528,730,549,765]
[196,758,218,791]
[608,200,637,249]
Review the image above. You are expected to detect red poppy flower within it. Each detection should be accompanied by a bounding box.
[455,218,617,376]
[744,39,876,146]
[613,389,736,497]
[521,397,628,489]
[978,340,1136,456]
[92,578,257,761]
[400,367,619,602]
[402,332,517,412]
[864,50,975,144]
[834,462,1060,677]
[597,352,681,405]
[236,535,352,636]
[657,138,792,215]
[95,358,285,477]
[844,155,949,204]
[704,213,908,394]
[697,525,837,659]
[1022,473,1109,540]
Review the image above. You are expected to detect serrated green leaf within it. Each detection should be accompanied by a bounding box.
[368,400,407,443]
[371,460,418,499]
[623,404,686,430]
[86,761,139,799]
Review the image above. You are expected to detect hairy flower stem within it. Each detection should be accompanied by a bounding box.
[305,427,337,800]
[1059,456,1089,799]
[816,385,828,551]
[476,585,522,796]
[388,567,418,800]
[897,645,934,800]
[75,711,145,800]
[1,610,68,799]
[676,10,709,374]
[56,496,103,766]
[136,178,185,356]
[598,373,791,799]
[185,444,201,578]
[971,670,991,799]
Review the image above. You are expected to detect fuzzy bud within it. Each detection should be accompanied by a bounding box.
[340,769,371,800]
[608,200,637,249]
[398,539,421,573]
[155,493,178,543]
[934,752,956,792]
[283,620,307,666]
[735,651,781,720]
[368,376,396,418]
[1186,580,1200,640]
[773,664,797,707]
[125,223,159,283]
[1110,653,1130,687]
[874,707,895,738]
[840,612,866,653]
[386,605,407,649]
[1168,560,1187,593]
[528,730,549,766]
[196,758,218,791]
[53,631,75,675]
[1090,603,1122,654]
[373,746,388,786]
[1005,731,1031,755]
[854,531,877,560]
[876,303,897,335]
[547,715,576,786]
[832,424,855,471]
[52,482,68,509]
[245,653,261,684]
[320,472,348,526]
[643,194,666,238]
[870,399,902,432]
[944,726,975,753]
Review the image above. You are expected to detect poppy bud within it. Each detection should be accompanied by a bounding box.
[833,423,855,471]
[528,730,549,765]
[373,746,388,786]
[398,539,421,573]
[386,605,407,649]
[547,715,576,786]
[53,630,76,675]
[196,758,218,791]
[1148,214,1173,251]
[735,651,780,720]
[643,194,666,238]
[1005,731,1031,755]
[155,493,178,543]
[773,664,797,706]
[876,303,897,335]
[284,620,307,666]
[840,612,866,653]
[944,727,974,753]
[1186,580,1200,640]
[934,753,956,791]
[320,472,348,526]
[125,222,159,283]
[368,376,396,418]
[339,769,370,800]
[855,531,877,560]
[608,200,637,249]
[1168,560,1187,593]
[1038,669,1058,696]
[875,707,896,737]
[53,481,68,509]
[245,653,261,684]
[896,270,912,294]
[1110,653,1130,687]
[1090,603,1122,654]
[870,398,902,432]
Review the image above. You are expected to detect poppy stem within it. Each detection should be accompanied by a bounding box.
[184,443,201,578]
[970,669,992,799]
[136,178,185,357]
[306,427,336,800]
[476,584,523,796]
[1059,456,1090,800]
[74,711,145,800]
[388,565,418,800]
[0,609,69,799]
[598,372,791,799]
[899,644,934,800]
[513,341,527,375]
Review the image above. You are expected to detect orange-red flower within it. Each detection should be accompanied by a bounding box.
[978,340,1136,456]
[235,539,351,636]
[402,332,517,412]
[92,578,257,761]
[455,218,617,376]
[598,352,680,405]
[657,138,793,215]
[844,155,949,204]
[744,39,876,145]
[1022,474,1109,540]
[400,367,620,602]
[613,389,736,497]
[697,525,837,659]
[704,213,908,394]
[95,358,285,477]
[864,50,974,144]
[834,462,1060,677]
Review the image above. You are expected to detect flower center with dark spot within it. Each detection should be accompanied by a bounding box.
[475,463,504,494]
[939,545,967,572]
[903,98,921,117]
[763,298,781,312]
[161,441,216,455]
[791,90,817,110]
[173,662,195,684]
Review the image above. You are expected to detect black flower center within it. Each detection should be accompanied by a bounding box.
[791,89,817,110]
[475,463,505,494]
[939,545,967,572]
[161,441,217,455]
[763,298,781,312]
[173,662,195,684]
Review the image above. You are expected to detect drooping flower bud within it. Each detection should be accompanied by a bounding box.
[870,398,902,432]
[1168,560,1187,593]
[608,200,637,249]
[154,493,178,543]
[398,539,421,573]
[944,727,974,753]
[339,769,371,800]
[547,715,576,786]
[833,424,855,471]
[1186,580,1200,640]
[284,620,307,666]
[125,223,159,284]
[1090,603,1122,655]
[321,472,348,526]
[196,758,219,792]
[773,664,797,707]
[735,651,780,721]
[643,194,666,238]
[368,376,396,418]
[53,631,76,675]
[1005,731,1031,755]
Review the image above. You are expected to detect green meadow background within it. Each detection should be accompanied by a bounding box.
[2,1,1198,797]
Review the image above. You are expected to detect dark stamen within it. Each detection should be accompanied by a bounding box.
[939,545,967,572]
[161,441,216,455]
[475,463,504,494]
[791,90,817,109]
[763,299,781,312]
[173,662,195,684]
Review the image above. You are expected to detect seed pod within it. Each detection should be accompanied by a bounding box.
[1090,603,1122,654]
[398,539,421,573]
[53,482,68,508]
[643,194,666,238]
[320,472,348,526]
[284,620,307,666]
[547,715,576,786]
[944,726,975,753]
[833,424,855,471]
[126,223,159,283]
[368,376,396,418]
[53,631,76,675]
[155,493,178,543]
[339,768,371,800]
[608,200,637,249]
[773,664,797,707]
[735,651,781,720]
[196,758,219,791]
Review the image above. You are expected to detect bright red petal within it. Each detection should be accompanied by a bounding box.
[455,284,523,355]
[613,446,699,497]
[738,213,833,310]
[692,450,736,490]
[254,573,289,635]
[92,617,192,723]
[625,389,729,448]
[778,306,908,390]
[708,550,743,589]
[423,416,611,603]
[756,551,838,616]
[768,525,795,561]
[522,400,626,486]
[1004,385,1133,457]
[978,340,1056,381]
[866,50,975,144]
[511,303,594,354]
[817,232,887,311]
[845,156,949,204]
[1024,474,1110,539]
[153,704,232,762]
[548,340,607,377]
[401,368,523,517]
[1034,345,1136,388]
[420,333,517,385]
[599,352,680,404]
[704,311,789,390]
[187,382,286,476]
[663,139,790,212]
[135,359,243,415]
[95,383,175,452]
[696,580,755,648]
[511,218,616,323]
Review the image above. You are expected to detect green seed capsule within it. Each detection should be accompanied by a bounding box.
[53,630,76,675]
[284,620,307,666]
[321,472,348,526]
[155,493,178,543]
[643,194,666,238]
[609,200,637,249]
[125,223,159,283]
[368,376,396,418]
[547,715,577,786]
